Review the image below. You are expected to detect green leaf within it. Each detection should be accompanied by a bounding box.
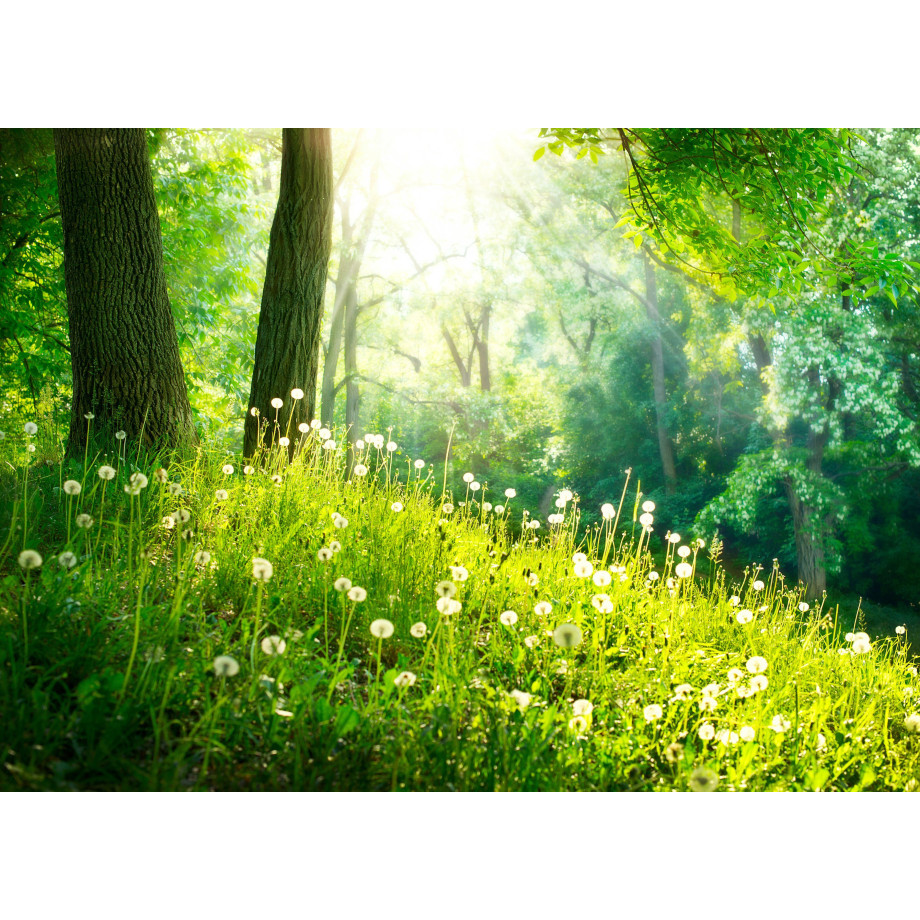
[533,146,546,162]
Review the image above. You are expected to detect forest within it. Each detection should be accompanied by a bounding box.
[2,127,920,792]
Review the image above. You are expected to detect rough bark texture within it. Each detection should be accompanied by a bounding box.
[53,128,196,453]
[644,257,677,493]
[245,129,333,457]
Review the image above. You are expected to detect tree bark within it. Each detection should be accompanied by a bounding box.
[244,129,333,457]
[644,256,677,493]
[53,128,196,453]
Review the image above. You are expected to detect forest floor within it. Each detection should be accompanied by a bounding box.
[2,430,920,791]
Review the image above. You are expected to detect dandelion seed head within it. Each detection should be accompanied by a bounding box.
[386,440,397,452]
[644,703,663,722]
[435,580,457,598]
[193,550,211,565]
[510,689,532,708]
[639,512,654,527]
[25,422,38,435]
[553,623,583,648]
[169,482,183,495]
[569,715,589,733]
[736,609,753,625]
[500,610,518,626]
[746,656,768,674]
[114,430,126,441]
[410,622,428,638]
[334,577,352,592]
[353,463,368,476]
[798,602,810,613]
[290,388,304,400]
[261,635,286,655]
[463,472,475,483]
[740,725,756,742]
[370,619,394,639]
[222,464,234,475]
[770,714,791,733]
[75,513,94,529]
[58,551,77,569]
[675,562,692,579]
[749,675,769,692]
[270,398,283,409]
[752,580,765,591]
[319,427,331,440]
[252,557,273,582]
[317,547,333,562]
[668,533,681,544]
[215,489,229,501]
[347,586,367,602]
[534,601,553,617]
[449,565,469,582]
[391,502,403,512]
[504,488,516,499]
[394,671,416,689]
[574,560,594,578]
[334,515,348,528]
[441,503,455,514]
[213,655,239,677]
[677,545,691,558]
[697,723,715,741]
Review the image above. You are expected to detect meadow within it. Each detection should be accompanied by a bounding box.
[2,408,919,792]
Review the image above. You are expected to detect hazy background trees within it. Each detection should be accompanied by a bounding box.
[3,126,920,611]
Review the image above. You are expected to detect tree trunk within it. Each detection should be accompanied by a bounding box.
[644,257,677,493]
[784,478,827,595]
[320,278,348,425]
[244,129,333,457]
[476,301,492,391]
[442,325,472,387]
[53,128,196,454]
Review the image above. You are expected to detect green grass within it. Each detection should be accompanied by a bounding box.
[2,420,920,791]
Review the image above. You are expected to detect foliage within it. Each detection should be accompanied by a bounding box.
[2,425,919,791]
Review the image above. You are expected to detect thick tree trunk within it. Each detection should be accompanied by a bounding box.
[245,129,333,457]
[644,257,677,493]
[54,128,196,453]
[784,479,827,595]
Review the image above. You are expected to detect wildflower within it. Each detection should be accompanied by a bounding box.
[436,597,462,615]
[261,635,286,655]
[298,423,310,433]
[592,570,612,587]
[353,464,368,476]
[534,601,553,617]
[677,545,691,558]
[675,562,692,579]
[215,489,229,501]
[644,703,663,722]
[727,668,744,683]
[752,580,765,591]
[334,577,352,592]
[494,505,505,514]
[410,622,428,639]
[896,625,906,636]
[322,439,336,450]
[591,594,613,613]
[252,558,274,582]
[347,586,367,602]
[504,488,516,499]
[699,696,718,713]
[648,571,659,581]
[770,714,791,733]
[334,516,348,528]
[739,725,756,743]
[729,595,740,606]
[18,549,43,570]
[574,560,594,578]
[746,656,768,674]
[698,722,715,741]
[852,636,872,654]
[526,572,539,587]
[547,513,564,525]
[391,502,403,512]
[62,479,82,496]
[370,619,394,639]
[449,565,469,582]
[75,513,94,529]
[736,609,753,625]
[559,489,573,503]
[569,715,589,733]
[553,623,583,648]
[715,729,739,745]
[162,516,175,530]
[639,512,654,527]
[651,740,680,767]
[290,387,304,400]
[904,714,920,734]
[600,502,615,520]
[749,675,769,693]
[524,635,539,648]
[58,551,78,569]
[193,550,211,565]
[168,482,183,496]
[527,520,541,530]
[394,671,416,689]
[500,610,518,626]
[510,689,532,708]
[317,427,332,440]
[462,472,476,484]
[414,459,425,470]
[213,655,239,677]
[25,422,38,435]
[442,503,455,514]
[572,552,588,564]
[270,398,284,409]
[115,430,126,441]
[182,528,194,541]
[329,541,341,553]
[98,465,116,481]
[641,500,655,513]
[798,602,810,613]
[249,407,260,417]
[243,466,254,475]
[27,444,35,452]
[435,580,457,598]
[222,464,234,476]
[317,547,333,562]
[279,437,290,448]
[672,684,693,701]
[668,533,681,544]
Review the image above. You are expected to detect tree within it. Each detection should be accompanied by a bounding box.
[244,129,334,457]
[53,128,196,452]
